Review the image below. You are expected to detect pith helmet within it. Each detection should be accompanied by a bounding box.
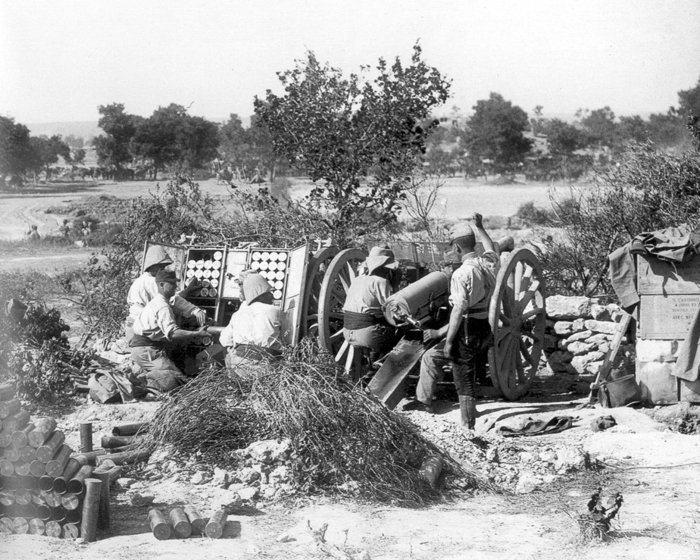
[144,245,174,271]
[366,246,399,274]
[449,223,476,246]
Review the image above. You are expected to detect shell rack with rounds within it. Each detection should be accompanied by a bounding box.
[248,249,290,303]
[184,247,227,327]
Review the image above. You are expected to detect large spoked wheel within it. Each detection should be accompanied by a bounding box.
[488,248,546,401]
[300,246,339,339]
[317,248,367,356]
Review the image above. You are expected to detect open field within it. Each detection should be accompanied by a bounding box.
[0,177,561,242]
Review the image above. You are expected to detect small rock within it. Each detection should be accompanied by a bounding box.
[591,415,617,432]
[538,449,557,464]
[572,318,587,332]
[130,493,154,507]
[247,543,262,555]
[238,486,260,501]
[546,295,593,320]
[244,439,291,464]
[564,330,594,344]
[212,467,230,487]
[515,473,542,494]
[237,467,261,485]
[486,447,499,463]
[553,321,573,336]
[554,447,588,473]
[584,319,618,335]
[567,341,596,355]
[211,488,242,511]
[519,451,536,464]
[191,470,210,485]
[262,486,277,499]
[269,465,290,485]
[116,477,136,489]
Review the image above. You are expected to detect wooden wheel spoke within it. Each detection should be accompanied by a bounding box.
[515,354,525,385]
[521,306,544,321]
[495,327,510,344]
[519,339,532,365]
[338,271,351,293]
[514,261,524,295]
[517,279,541,313]
[498,311,511,326]
[498,336,516,372]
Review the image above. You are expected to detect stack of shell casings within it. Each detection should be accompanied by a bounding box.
[0,382,90,539]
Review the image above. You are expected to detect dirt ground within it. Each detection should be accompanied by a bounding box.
[3,179,700,559]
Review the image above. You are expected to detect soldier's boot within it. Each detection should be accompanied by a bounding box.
[458,395,477,431]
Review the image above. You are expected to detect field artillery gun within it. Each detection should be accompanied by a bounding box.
[141,235,545,401]
[314,238,547,402]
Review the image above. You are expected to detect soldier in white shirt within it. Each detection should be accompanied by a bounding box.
[125,245,206,343]
[131,269,209,392]
[218,274,283,368]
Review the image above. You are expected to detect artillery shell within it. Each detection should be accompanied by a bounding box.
[97,449,150,466]
[169,507,191,538]
[4,446,21,462]
[61,492,81,511]
[63,522,80,539]
[184,505,206,534]
[148,508,172,540]
[20,445,37,462]
[3,410,30,433]
[36,504,52,521]
[0,460,13,476]
[74,449,106,466]
[53,458,82,494]
[418,455,443,488]
[0,490,14,506]
[29,459,46,478]
[65,508,81,524]
[46,444,73,477]
[10,423,35,448]
[67,465,93,494]
[112,422,148,437]
[0,399,21,419]
[12,517,29,534]
[79,478,101,542]
[204,510,227,539]
[0,383,16,402]
[14,461,30,476]
[0,517,13,533]
[43,490,62,508]
[14,488,31,505]
[36,430,65,462]
[39,474,54,492]
[28,418,57,448]
[0,428,12,448]
[93,469,111,530]
[28,518,45,535]
[80,423,93,453]
[51,505,66,522]
[45,520,62,538]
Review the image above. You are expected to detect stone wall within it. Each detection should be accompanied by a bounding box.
[543,295,633,395]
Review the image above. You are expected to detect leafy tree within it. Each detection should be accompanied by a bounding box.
[132,104,219,178]
[72,148,86,165]
[0,116,36,184]
[617,115,648,145]
[64,134,84,149]
[94,103,139,169]
[544,118,587,155]
[463,93,532,169]
[579,107,618,148]
[647,112,687,148]
[254,43,450,241]
[678,77,700,119]
[29,135,71,178]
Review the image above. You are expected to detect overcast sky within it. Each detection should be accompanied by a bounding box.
[1,0,699,124]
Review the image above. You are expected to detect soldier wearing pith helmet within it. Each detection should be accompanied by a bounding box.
[443,213,499,432]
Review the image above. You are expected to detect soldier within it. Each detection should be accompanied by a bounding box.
[130,269,208,393]
[342,246,399,361]
[416,214,498,429]
[125,245,206,343]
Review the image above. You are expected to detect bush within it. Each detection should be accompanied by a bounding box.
[536,131,700,297]
[515,201,552,226]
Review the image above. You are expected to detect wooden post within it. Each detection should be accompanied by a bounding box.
[46,444,73,477]
[10,423,35,448]
[67,465,94,494]
[36,431,65,462]
[93,469,111,530]
[45,520,62,538]
[53,458,83,494]
[80,423,93,453]
[204,510,227,539]
[148,508,172,540]
[169,507,192,538]
[184,505,206,534]
[28,418,57,448]
[80,478,101,542]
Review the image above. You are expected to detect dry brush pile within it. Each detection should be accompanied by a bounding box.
[147,343,489,505]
